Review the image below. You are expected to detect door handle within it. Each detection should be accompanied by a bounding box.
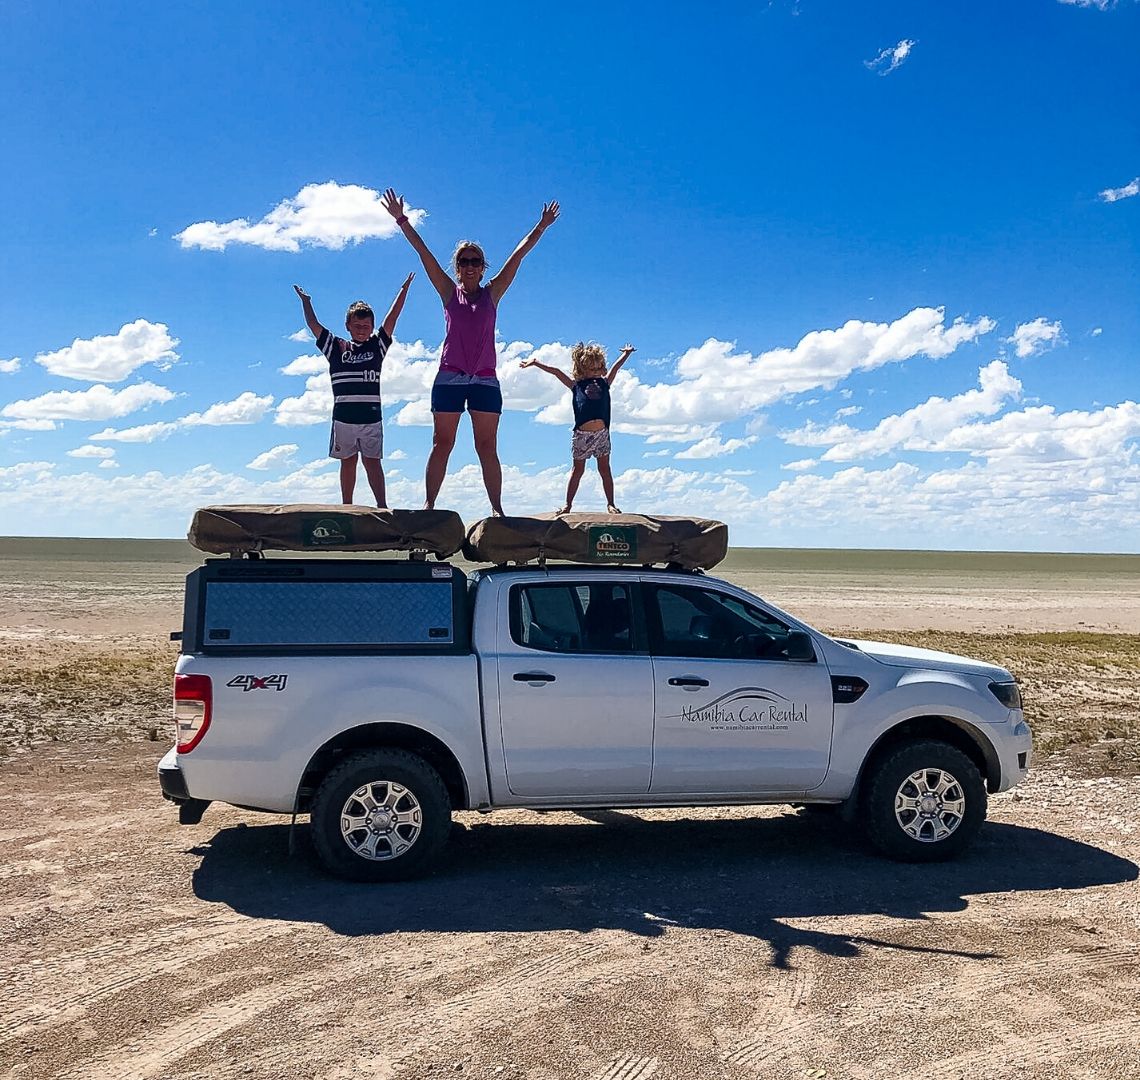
[668,676,710,688]
[514,672,556,683]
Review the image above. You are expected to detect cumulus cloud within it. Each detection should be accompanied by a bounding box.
[34,321,179,382]
[835,405,862,419]
[287,329,312,343]
[1092,327,1104,336]
[1008,317,1064,358]
[1,382,175,422]
[280,354,327,376]
[247,444,299,471]
[89,421,180,443]
[0,418,57,433]
[1099,177,1140,203]
[865,39,916,75]
[67,445,115,459]
[675,436,758,460]
[782,459,818,472]
[174,182,426,252]
[784,360,1022,462]
[182,391,274,426]
[1057,0,1116,10]
[0,357,20,374]
[98,459,119,469]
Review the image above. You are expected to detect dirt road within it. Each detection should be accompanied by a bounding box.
[2,742,1137,1080]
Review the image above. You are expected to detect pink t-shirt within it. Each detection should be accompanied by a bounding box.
[439,285,498,378]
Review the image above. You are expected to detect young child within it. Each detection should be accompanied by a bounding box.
[293,276,412,507]
[521,341,634,515]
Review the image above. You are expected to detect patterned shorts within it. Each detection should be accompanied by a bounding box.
[572,427,611,461]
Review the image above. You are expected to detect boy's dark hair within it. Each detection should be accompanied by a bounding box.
[346,301,374,321]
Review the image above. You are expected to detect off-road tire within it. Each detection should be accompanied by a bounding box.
[863,740,987,862]
[310,749,452,881]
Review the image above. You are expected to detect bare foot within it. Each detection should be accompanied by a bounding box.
[554,505,571,516]
[607,504,622,515]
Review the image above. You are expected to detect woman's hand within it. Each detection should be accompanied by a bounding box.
[620,344,636,354]
[401,272,415,289]
[293,284,310,301]
[520,359,538,368]
[382,188,406,220]
[539,201,560,229]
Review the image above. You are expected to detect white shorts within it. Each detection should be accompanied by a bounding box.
[329,420,383,460]
[572,427,611,461]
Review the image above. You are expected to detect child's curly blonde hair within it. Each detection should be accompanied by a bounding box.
[571,341,608,381]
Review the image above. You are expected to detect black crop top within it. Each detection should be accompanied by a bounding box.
[572,377,610,429]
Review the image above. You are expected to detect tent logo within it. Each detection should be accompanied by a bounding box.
[304,516,353,546]
[588,525,638,561]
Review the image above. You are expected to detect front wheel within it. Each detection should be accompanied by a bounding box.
[862,740,986,861]
[310,749,452,881]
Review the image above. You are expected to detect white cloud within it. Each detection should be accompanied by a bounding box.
[0,418,56,432]
[1008,317,1064,358]
[642,449,672,459]
[1099,177,1140,203]
[287,329,312,343]
[89,421,180,443]
[34,320,179,382]
[174,182,426,253]
[67,445,115,459]
[675,436,758,460]
[280,354,327,376]
[1,382,175,422]
[784,360,1022,462]
[182,391,274,426]
[835,405,862,419]
[782,458,818,472]
[1057,0,1116,9]
[866,39,916,75]
[387,448,407,460]
[1092,327,1104,336]
[247,444,299,471]
[98,459,119,470]
[0,357,20,374]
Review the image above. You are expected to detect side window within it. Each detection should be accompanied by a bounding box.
[651,585,807,661]
[511,583,633,654]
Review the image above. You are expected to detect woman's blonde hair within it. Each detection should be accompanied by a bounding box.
[451,240,489,277]
[571,341,608,381]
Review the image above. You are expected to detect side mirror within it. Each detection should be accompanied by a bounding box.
[785,630,816,662]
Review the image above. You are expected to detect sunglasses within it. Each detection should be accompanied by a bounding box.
[456,257,484,268]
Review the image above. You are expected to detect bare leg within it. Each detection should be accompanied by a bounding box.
[470,410,504,515]
[597,455,620,513]
[558,459,586,514]
[424,412,462,509]
[361,456,386,508]
[339,455,358,504]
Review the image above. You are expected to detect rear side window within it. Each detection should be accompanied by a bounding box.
[204,580,454,647]
[510,583,633,654]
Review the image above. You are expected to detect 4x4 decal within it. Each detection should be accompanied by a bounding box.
[227,674,289,692]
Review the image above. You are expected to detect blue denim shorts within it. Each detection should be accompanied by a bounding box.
[431,372,503,414]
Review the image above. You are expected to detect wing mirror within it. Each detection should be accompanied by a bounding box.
[784,630,816,662]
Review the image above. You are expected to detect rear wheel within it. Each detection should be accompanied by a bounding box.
[310,749,451,881]
[863,740,986,861]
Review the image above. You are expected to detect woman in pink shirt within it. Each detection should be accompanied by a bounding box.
[383,188,559,515]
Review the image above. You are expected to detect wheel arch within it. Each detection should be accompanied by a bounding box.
[296,723,470,813]
[850,714,1000,808]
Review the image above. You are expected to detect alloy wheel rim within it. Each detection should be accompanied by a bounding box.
[893,767,966,843]
[339,780,423,860]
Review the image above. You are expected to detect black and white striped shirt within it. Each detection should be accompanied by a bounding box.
[317,328,392,424]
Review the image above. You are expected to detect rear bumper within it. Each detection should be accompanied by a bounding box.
[158,747,211,824]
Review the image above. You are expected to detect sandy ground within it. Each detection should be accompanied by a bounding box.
[2,566,1139,1079]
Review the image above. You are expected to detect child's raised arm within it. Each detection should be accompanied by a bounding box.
[607,344,635,385]
[293,284,326,339]
[382,189,453,305]
[381,273,415,338]
[520,357,574,388]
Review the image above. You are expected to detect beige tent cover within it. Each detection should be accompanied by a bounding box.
[463,513,728,570]
[188,505,465,558]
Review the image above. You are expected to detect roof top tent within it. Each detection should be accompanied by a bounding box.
[187,505,728,571]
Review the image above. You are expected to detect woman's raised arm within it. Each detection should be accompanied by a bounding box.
[488,201,559,306]
[382,189,453,304]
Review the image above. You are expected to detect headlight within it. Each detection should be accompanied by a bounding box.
[988,680,1022,709]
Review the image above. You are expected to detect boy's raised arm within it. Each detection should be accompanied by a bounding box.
[607,344,635,385]
[382,189,453,304]
[293,284,326,339]
[489,201,559,305]
[381,273,415,338]
[520,357,574,388]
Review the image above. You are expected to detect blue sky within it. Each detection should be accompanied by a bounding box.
[1,0,1137,550]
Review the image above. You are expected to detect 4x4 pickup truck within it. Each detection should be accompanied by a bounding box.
[160,507,1031,881]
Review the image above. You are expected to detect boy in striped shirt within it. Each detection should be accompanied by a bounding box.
[293,275,413,506]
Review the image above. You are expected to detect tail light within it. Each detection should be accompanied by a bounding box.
[174,674,212,753]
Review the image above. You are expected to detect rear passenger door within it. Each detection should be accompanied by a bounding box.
[495,579,654,797]
[647,583,834,793]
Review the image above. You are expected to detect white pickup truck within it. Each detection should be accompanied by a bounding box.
[160,523,1031,881]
